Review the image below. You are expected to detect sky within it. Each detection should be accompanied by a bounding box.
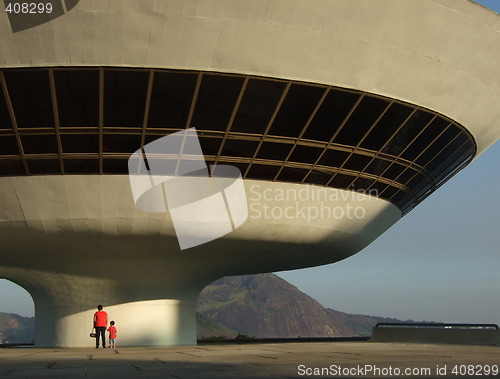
[278,139,500,325]
[1,0,500,327]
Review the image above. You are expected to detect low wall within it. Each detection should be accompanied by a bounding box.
[370,323,500,346]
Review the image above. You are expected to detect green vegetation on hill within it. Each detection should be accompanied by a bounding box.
[196,273,403,339]
[0,312,34,344]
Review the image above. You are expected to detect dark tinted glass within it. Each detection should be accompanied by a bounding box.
[382,163,406,181]
[104,70,149,127]
[343,153,372,172]
[318,149,350,167]
[391,190,408,208]
[367,181,388,198]
[148,71,198,129]
[0,135,19,155]
[304,89,361,142]
[397,167,418,185]
[3,70,53,128]
[28,159,61,174]
[426,133,469,174]
[0,87,12,129]
[333,96,389,146]
[54,70,99,127]
[143,133,173,146]
[436,153,473,188]
[328,173,356,189]
[64,159,99,174]
[103,134,142,153]
[407,172,429,192]
[305,170,332,185]
[246,164,281,180]
[216,162,248,177]
[21,134,58,154]
[364,158,391,176]
[400,198,416,213]
[415,125,455,166]
[434,144,473,183]
[380,186,399,200]
[268,84,325,137]
[0,68,478,216]
[360,102,414,151]
[0,158,25,175]
[351,177,374,191]
[382,110,434,156]
[256,142,292,161]
[288,145,322,164]
[413,176,433,198]
[232,79,287,134]
[401,117,449,161]
[103,158,129,174]
[192,75,245,132]
[221,139,259,158]
[198,137,222,157]
[61,134,99,153]
[277,167,309,182]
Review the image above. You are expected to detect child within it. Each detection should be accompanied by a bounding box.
[107,321,117,348]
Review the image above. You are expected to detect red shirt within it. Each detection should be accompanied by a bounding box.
[94,310,107,327]
[108,325,117,339]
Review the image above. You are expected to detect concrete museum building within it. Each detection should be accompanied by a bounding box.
[1,0,500,347]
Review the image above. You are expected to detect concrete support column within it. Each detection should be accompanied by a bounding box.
[1,267,201,347]
[34,299,197,347]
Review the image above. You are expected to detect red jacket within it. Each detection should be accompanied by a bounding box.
[94,310,107,327]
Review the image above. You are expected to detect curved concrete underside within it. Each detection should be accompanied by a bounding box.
[1,0,500,153]
[0,175,400,346]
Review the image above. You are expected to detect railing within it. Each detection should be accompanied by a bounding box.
[371,323,500,346]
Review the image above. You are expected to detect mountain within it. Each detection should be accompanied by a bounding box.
[197,273,400,339]
[0,312,34,344]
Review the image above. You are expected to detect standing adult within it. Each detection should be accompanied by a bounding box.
[93,304,108,348]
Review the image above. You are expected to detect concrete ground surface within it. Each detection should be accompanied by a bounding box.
[0,342,498,378]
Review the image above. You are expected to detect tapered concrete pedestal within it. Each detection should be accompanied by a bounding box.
[35,300,197,347]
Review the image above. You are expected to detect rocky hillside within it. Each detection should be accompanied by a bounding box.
[197,273,400,339]
[0,312,34,344]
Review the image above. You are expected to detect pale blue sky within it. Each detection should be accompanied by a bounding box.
[278,140,500,325]
[1,1,499,326]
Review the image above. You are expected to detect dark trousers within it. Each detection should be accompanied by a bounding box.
[95,327,106,347]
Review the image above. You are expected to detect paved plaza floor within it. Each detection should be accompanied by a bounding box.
[0,342,498,378]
